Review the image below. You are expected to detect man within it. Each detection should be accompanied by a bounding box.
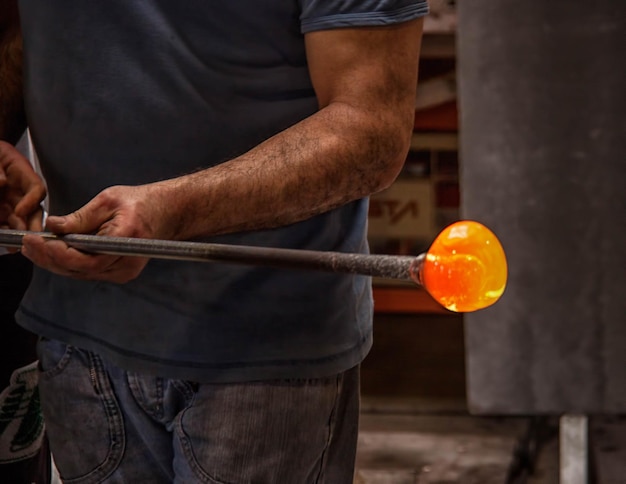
[2,1,426,482]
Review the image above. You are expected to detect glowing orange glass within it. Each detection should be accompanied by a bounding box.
[413,220,507,312]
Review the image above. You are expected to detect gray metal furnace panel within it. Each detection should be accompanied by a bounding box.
[458,0,626,414]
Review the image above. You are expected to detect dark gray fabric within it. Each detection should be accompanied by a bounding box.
[459,0,626,414]
[300,0,428,33]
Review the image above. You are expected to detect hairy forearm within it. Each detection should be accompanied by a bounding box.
[0,2,25,144]
[160,99,413,241]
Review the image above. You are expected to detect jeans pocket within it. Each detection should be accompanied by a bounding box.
[37,343,124,484]
[175,379,341,484]
[36,337,72,376]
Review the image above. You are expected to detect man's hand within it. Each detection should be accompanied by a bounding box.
[21,182,174,283]
[0,141,46,231]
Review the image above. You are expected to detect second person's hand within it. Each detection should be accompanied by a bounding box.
[0,140,46,232]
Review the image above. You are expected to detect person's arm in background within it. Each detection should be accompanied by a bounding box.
[0,6,50,481]
[0,0,26,145]
[23,18,424,282]
[0,0,46,233]
[0,0,40,326]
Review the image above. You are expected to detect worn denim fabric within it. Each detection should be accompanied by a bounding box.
[37,338,360,483]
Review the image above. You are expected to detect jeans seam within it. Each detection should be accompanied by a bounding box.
[127,373,167,421]
[313,372,342,484]
[171,379,195,403]
[175,410,219,484]
[62,353,125,484]
[38,343,73,379]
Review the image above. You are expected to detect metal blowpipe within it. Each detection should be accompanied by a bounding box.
[0,229,424,284]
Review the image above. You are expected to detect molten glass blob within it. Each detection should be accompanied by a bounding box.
[414,220,508,312]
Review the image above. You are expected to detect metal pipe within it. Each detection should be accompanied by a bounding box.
[0,229,424,284]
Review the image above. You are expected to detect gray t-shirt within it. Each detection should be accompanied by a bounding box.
[17,0,429,382]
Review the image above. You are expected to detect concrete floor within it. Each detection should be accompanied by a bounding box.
[354,398,562,484]
[356,400,626,483]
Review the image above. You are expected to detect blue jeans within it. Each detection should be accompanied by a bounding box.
[36,338,360,483]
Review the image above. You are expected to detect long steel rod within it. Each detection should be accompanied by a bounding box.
[0,229,423,284]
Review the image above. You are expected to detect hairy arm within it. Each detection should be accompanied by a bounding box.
[0,0,26,144]
[160,19,424,240]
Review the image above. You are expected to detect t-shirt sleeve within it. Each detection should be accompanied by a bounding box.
[299,0,429,34]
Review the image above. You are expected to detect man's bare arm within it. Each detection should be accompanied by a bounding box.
[156,18,424,240]
[0,0,26,144]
